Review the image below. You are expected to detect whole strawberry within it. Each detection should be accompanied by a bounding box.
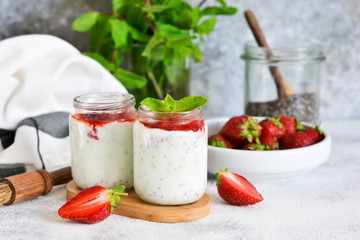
[220,115,262,145]
[303,125,324,144]
[260,116,285,139]
[208,134,233,149]
[279,132,313,149]
[279,115,297,134]
[242,136,279,150]
[216,169,263,206]
[260,136,279,150]
[58,185,127,224]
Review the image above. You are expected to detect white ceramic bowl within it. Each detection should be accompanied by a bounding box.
[207,117,331,182]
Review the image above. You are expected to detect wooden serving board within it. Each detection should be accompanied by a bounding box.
[66,180,210,223]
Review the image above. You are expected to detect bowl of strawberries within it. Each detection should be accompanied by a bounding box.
[206,115,331,182]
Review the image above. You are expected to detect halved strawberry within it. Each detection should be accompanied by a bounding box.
[58,185,127,224]
[216,169,263,206]
[208,134,233,149]
[220,115,262,145]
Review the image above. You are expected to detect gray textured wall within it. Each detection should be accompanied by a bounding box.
[1,0,359,120]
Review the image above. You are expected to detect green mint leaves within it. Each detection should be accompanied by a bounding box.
[140,94,207,113]
[71,0,237,101]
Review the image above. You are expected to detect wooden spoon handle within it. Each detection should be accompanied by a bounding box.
[244,10,270,50]
[244,10,295,98]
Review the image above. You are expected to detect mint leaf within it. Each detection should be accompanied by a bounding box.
[164,94,176,111]
[196,17,217,35]
[89,16,111,52]
[129,26,150,42]
[191,44,202,62]
[142,5,166,13]
[72,12,99,32]
[83,52,115,72]
[113,68,147,89]
[158,24,190,39]
[175,96,207,112]
[140,95,207,113]
[215,0,227,8]
[109,18,129,48]
[140,98,169,112]
[142,32,165,57]
[201,7,237,16]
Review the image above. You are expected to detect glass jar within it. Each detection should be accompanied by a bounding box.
[241,43,326,123]
[69,92,137,190]
[133,106,208,205]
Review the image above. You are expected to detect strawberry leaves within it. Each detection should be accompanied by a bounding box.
[107,185,128,212]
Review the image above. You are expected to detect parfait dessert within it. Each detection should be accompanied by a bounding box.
[133,95,208,205]
[69,93,137,189]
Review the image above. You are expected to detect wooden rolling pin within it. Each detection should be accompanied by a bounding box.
[244,10,295,98]
[0,167,72,205]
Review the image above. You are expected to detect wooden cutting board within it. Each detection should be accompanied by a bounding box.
[66,180,210,223]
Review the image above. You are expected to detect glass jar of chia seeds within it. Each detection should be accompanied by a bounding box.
[69,92,137,190]
[133,106,208,205]
[241,43,326,123]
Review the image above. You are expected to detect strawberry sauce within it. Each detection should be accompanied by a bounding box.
[140,119,205,132]
[71,110,137,140]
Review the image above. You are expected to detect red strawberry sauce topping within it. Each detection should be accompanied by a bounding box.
[140,119,206,132]
[71,110,138,140]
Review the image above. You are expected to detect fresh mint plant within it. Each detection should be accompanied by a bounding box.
[141,94,207,112]
[72,0,237,102]
[72,0,237,101]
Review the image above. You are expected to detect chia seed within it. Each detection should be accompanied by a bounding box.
[246,92,318,123]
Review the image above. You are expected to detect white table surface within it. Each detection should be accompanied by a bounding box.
[0,121,359,240]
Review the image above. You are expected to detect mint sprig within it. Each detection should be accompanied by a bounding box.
[140,94,207,112]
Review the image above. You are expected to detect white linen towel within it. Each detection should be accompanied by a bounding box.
[0,34,127,177]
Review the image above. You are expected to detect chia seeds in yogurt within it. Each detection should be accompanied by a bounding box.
[133,105,208,206]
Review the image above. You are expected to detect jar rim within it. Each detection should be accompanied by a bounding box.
[241,41,326,62]
[73,92,135,112]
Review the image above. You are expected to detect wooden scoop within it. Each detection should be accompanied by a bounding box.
[244,10,294,98]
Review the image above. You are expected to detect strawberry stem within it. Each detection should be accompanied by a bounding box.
[107,185,128,212]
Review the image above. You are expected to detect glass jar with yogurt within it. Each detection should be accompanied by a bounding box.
[69,92,137,190]
[133,106,208,205]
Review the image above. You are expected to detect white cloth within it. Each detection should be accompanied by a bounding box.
[0,34,127,171]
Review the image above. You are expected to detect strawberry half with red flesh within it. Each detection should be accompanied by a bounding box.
[208,134,233,149]
[260,116,285,139]
[58,185,127,224]
[220,115,262,145]
[279,132,313,149]
[303,125,324,144]
[216,169,263,206]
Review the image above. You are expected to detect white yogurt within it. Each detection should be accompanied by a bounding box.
[133,120,208,205]
[70,116,134,189]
